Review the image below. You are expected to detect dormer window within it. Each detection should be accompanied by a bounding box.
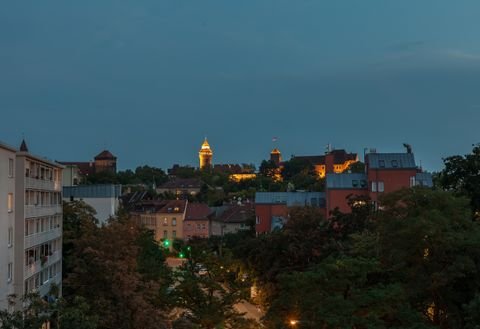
[174,207,180,212]
[379,160,385,168]
[352,180,359,187]
[391,160,398,168]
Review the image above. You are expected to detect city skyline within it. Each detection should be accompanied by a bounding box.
[1,1,480,171]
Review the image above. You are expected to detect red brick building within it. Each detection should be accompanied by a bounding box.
[325,150,433,215]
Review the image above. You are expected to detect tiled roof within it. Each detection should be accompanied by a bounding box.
[94,150,116,160]
[218,204,255,223]
[366,153,416,169]
[326,173,368,189]
[131,199,187,214]
[58,161,95,176]
[294,149,357,165]
[185,203,213,220]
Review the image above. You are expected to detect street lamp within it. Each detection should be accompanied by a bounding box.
[289,319,299,326]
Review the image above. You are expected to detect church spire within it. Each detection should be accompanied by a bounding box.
[20,138,29,152]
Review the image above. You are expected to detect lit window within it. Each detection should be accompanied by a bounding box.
[371,182,377,192]
[163,217,168,226]
[8,158,14,177]
[378,181,384,192]
[7,193,13,213]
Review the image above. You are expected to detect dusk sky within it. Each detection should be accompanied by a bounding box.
[1,1,479,171]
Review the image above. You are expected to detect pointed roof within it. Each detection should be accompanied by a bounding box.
[271,148,281,154]
[94,150,116,160]
[200,138,212,152]
[20,139,29,152]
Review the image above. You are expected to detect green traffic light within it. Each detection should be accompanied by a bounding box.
[163,239,170,247]
[187,246,191,251]
[179,253,185,258]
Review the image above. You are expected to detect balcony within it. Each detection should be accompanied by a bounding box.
[37,274,62,298]
[24,250,62,279]
[25,205,62,218]
[25,177,61,191]
[25,227,62,250]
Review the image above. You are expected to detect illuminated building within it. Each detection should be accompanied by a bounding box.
[270,148,282,166]
[294,149,358,178]
[199,138,213,169]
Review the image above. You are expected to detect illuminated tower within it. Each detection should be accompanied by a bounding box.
[270,148,282,166]
[199,138,213,169]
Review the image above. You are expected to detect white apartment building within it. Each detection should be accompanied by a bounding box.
[0,143,17,310]
[0,140,63,311]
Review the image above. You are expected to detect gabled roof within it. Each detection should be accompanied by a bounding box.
[94,150,116,160]
[217,204,255,224]
[185,203,213,221]
[326,173,368,190]
[58,161,95,176]
[366,153,416,169]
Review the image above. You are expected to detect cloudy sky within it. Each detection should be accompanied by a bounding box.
[1,1,479,171]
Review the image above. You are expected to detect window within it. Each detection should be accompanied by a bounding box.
[256,216,260,224]
[196,224,201,230]
[172,218,177,226]
[172,230,176,238]
[352,180,359,187]
[371,181,377,192]
[391,160,398,168]
[163,217,168,226]
[360,180,367,188]
[410,176,416,187]
[163,230,168,238]
[201,224,206,230]
[378,160,385,168]
[378,181,385,192]
[8,158,14,177]
[7,193,13,213]
[8,227,13,247]
[7,263,12,282]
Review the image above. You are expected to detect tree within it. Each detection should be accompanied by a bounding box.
[259,160,279,178]
[171,242,257,329]
[436,143,480,219]
[62,202,170,329]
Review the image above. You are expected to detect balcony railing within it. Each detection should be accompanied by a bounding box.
[25,177,61,191]
[24,250,62,279]
[25,205,62,218]
[24,227,62,250]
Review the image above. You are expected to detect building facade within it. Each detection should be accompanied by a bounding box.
[131,200,187,245]
[63,184,122,224]
[325,150,433,215]
[0,143,17,310]
[183,203,213,239]
[12,141,63,308]
[255,192,326,234]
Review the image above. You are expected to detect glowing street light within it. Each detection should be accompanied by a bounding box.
[289,319,299,326]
